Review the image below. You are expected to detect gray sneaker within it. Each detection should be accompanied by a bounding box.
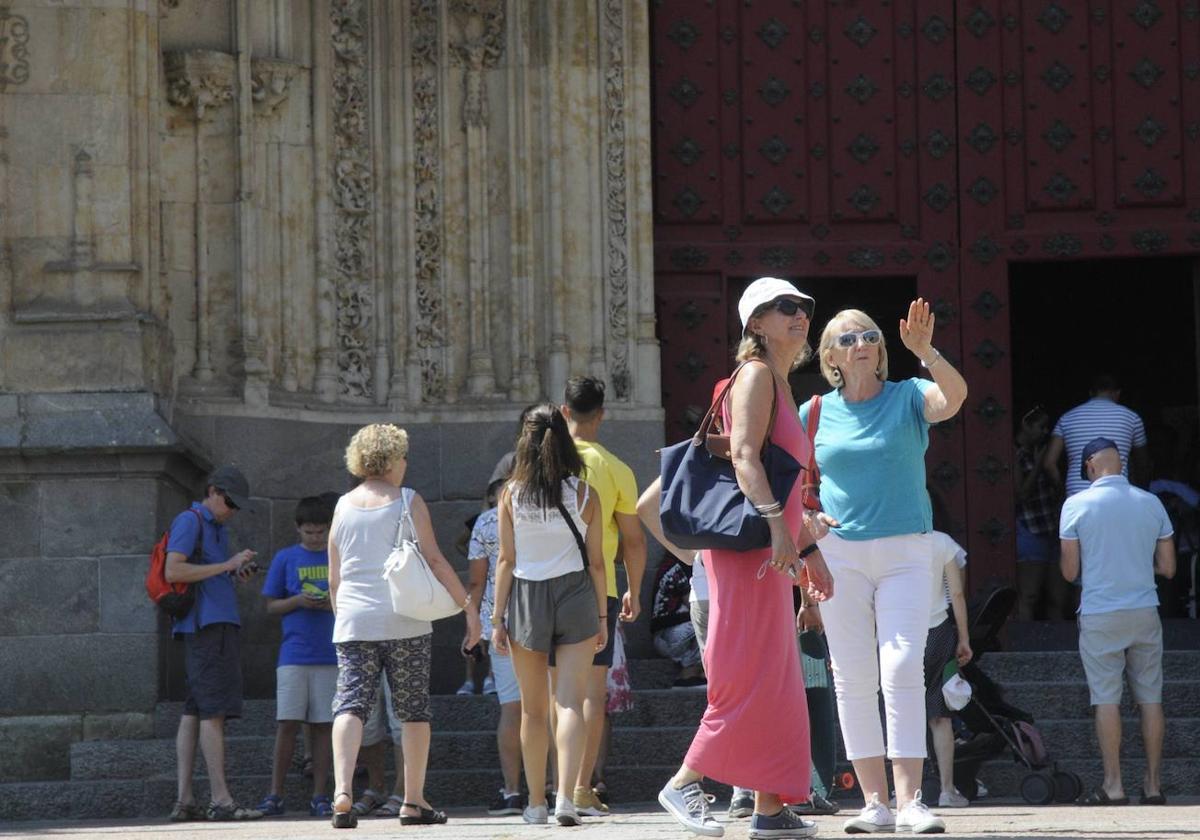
[729,787,755,819]
[555,794,581,827]
[658,781,724,837]
[748,808,818,838]
[523,803,549,824]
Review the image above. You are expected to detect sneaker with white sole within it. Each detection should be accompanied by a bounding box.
[574,786,609,817]
[748,808,818,838]
[555,794,581,826]
[728,787,755,819]
[936,788,968,809]
[895,792,944,834]
[843,794,895,834]
[658,781,724,837]
[523,803,549,824]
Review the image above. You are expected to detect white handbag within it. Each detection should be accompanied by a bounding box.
[381,488,462,621]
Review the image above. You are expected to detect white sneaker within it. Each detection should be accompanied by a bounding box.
[896,792,944,834]
[523,803,549,824]
[937,788,968,808]
[844,794,895,834]
[658,780,724,837]
[555,794,581,827]
[974,780,988,799]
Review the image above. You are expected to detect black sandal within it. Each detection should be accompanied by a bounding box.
[399,803,448,825]
[332,792,358,829]
[1078,787,1129,806]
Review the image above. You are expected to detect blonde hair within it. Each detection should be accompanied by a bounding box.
[345,424,409,478]
[736,306,813,370]
[818,309,889,387]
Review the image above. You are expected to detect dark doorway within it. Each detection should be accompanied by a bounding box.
[1009,257,1200,478]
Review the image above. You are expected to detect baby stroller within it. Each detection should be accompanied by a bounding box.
[944,584,1083,805]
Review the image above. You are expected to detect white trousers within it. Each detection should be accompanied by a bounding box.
[818,531,934,760]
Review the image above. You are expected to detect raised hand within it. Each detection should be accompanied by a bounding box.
[899,298,935,359]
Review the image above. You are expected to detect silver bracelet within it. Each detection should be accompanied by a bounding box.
[920,348,943,369]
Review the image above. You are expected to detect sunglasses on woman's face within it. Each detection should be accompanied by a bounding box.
[768,298,811,318]
[835,329,882,349]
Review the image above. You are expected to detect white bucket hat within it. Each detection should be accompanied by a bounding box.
[738,277,815,334]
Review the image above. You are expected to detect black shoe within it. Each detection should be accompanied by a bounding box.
[790,792,840,816]
[487,790,525,817]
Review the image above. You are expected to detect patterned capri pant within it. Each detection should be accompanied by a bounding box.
[332,634,433,724]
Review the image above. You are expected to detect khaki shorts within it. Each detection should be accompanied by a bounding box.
[276,665,338,723]
[508,570,599,654]
[1079,607,1163,705]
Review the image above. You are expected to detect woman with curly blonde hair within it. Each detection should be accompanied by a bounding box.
[327,424,482,828]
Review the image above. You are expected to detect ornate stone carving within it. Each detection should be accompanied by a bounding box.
[250,58,298,115]
[412,0,446,401]
[329,0,374,399]
[163,51,236,121]
[603,0,632,398]
[449,0,506,127]
[0,9,29,90]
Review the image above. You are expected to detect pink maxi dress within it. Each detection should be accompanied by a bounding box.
[683,377,812,803]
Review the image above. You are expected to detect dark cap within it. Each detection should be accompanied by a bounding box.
[208,465,250,509]
[488,451,515,488]
[1080,437,1118,482]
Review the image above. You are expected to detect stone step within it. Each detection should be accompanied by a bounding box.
[973,650,1198,684]
[152,687,711,739]
[5,755,1199,822]
[72,716,1200,785]
[1000,680,1200,720]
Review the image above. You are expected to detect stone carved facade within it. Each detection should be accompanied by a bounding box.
[0,0,660,799]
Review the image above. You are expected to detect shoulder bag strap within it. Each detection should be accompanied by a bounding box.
[188,508,205,563]
[803,395,823,502]
[705,359,780,457]
[396,488,419,549]
[555,485,588,573]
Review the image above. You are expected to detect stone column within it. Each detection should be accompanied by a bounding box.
[450,0,505,399]
[163,50,236,386]
[311,0,339,401]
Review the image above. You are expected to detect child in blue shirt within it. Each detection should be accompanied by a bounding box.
[255,497,337,817]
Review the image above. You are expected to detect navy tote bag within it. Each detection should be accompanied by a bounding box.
[659,360,803,551]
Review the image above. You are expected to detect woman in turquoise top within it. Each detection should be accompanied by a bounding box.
[799,300,966,835]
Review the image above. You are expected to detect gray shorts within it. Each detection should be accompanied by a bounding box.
[1079,607,1163,705]
[508,570,600,654]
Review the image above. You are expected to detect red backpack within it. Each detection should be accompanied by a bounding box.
[145,509,203,619]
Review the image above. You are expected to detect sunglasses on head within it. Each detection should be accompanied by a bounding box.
[770,298,811,317]
[835,329,882,349]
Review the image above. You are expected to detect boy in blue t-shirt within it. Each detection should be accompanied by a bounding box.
[255,497,337,817]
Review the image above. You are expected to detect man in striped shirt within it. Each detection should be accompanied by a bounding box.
[1043,374,1148,497]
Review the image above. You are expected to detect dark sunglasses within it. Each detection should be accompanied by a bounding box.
[221,492,240,511]
[767,298,812,318]
[835,329,882,348]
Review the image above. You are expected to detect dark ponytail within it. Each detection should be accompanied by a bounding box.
[511,403,584,511]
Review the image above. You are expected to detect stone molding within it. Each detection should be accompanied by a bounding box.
[163,50,236,122]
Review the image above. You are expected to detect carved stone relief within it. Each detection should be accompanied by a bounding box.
[0,10,30,91]
[330,0,374,400]
[602,0,632,399]
[412,0,446,401]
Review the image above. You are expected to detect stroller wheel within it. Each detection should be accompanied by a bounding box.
[1020,771,1055,805]
[1052,770,1082,803]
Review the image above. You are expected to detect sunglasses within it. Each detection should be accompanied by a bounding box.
[768,298,812,318]
[835,329,882,349]
[221,492,240,511]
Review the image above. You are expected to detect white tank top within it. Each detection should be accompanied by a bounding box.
[331,488,432,643]
[510,477,589,582]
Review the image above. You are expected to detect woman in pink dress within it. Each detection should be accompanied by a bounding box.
[656,277,834,840]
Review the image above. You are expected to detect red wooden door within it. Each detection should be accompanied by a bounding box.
[651,0,970,558]
[953,0,1200,577]
[652,1,1200,583]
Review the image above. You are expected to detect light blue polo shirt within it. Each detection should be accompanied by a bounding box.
[167,502,241,635]
[1059,475,1172,615]
[800,378,935,541]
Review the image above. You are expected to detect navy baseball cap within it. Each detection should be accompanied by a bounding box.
[1080,437,1118,481]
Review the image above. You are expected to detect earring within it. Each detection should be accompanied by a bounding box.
[831,367,843,384]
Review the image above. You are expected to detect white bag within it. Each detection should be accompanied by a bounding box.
[382,489,462,621]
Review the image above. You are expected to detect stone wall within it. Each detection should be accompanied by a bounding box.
[0,0,661,783]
